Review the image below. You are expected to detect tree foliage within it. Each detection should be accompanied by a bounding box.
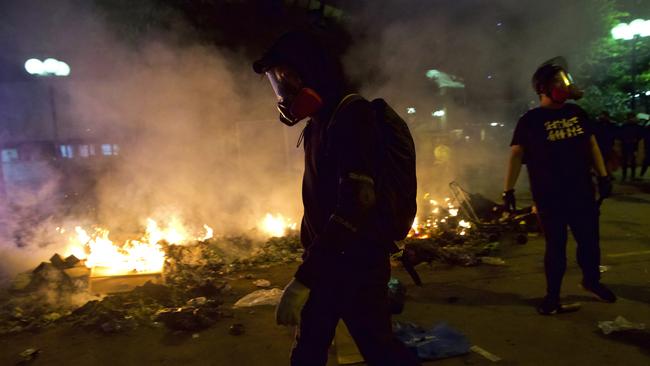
[577,0,650,119]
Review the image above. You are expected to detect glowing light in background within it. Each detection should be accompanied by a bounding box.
[62,218,215,276]
[24,58,70,76]
[611,19,650,40]
[24,59,44,75]
[260,213,297,237]
[459,220,472,229]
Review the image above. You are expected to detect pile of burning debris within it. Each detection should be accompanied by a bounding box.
[0,187,538,335]
[399,183,538,270]
[0,217,303,336]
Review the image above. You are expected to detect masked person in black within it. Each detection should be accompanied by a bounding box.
[503,58,616,315]
[619,113,642,181]
[593,111,616,176]
[641,117,650,177]
[253,31,420,366]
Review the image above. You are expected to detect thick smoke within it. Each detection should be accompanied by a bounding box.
[343,0,608,202]
[64,40,303,233]
[0,0,614,279]
[0,0,303,279]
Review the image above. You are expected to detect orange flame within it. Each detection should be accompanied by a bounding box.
[63,218,214,276]
[259,213,297,237]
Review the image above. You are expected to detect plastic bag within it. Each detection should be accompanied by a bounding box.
[598,316,646,335]
[394,321,471,360]
[233,288,283,308]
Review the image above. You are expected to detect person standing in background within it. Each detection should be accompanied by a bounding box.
[593,111,617,176]
[639,116,650,178]
[502,58,616,315]
[619,113,642,181]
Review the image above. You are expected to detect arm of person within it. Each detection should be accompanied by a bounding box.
[294,97,377,288]
[505,145,524,191]
[590,135,608,177]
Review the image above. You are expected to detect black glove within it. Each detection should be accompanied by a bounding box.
[502,189,516,212]
[597,175,613,200]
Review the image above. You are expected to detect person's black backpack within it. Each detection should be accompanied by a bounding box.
[330,94,417,241]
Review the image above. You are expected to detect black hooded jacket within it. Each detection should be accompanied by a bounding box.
[255,31,384,288]
[295,95,383,288]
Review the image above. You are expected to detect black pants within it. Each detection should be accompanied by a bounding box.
[621,143,637,180]
[642,137,650,176]
[290,246,420,366]
[600,144,614,175]
[536,200,601,299]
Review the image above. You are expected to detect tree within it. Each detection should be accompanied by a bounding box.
[577,0,650,119]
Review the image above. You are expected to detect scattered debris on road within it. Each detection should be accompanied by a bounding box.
[232,288,283,308]
[598,316,646,335]
[393,321,471,360]
[253,279,271,288]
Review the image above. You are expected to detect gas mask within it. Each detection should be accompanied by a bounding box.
[533,57,583,103]
[549,69,583,103]
[266,67,323,126]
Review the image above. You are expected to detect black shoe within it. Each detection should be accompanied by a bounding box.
[581,282,617,303]
[537,296,561,315]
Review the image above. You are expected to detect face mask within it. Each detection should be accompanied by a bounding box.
[266,70,323,126]
[548,70,583,103]
[550,87,570,104]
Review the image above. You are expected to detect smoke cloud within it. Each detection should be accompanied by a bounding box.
[0,0,303,279]
[342,0,608,201]
[0,0,614,279]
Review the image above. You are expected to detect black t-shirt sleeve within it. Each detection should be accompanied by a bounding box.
[510,115,527,147]
[573,104,593,137]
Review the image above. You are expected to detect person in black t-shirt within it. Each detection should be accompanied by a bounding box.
[619,113,642,181]
[502,58,616,315]
[641,117,650,177]
[593,111,616,175]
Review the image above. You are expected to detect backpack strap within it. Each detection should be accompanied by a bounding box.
[325,94,365,154]
[328,94,364,127]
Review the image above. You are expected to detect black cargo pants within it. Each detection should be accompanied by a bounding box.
[621,142,638,180]
[290,243,420,366]
[536,199,601,299]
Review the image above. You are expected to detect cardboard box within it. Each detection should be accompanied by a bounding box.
[89,268,163,294]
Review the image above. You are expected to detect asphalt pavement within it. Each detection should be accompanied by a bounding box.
[1,182,648,366]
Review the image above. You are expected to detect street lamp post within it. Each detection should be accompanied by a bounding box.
[611,19,650,112]
[23,57,71,148]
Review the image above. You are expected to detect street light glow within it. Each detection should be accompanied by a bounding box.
[432,110,445,117]
[43,58,59,73]
[629,18,650,37]
[612,19,650,40]
[24,58,70,76]
[24,59,44,75]
[407,107,416,114]
[57,62,71,76]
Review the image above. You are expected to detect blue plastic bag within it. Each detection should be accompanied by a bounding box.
[393,321,471,360]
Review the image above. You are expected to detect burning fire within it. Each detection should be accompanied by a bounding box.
[408,194,473,239]
[62,218,214,276]
[59,212,297,277]
[259,213,297,237]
